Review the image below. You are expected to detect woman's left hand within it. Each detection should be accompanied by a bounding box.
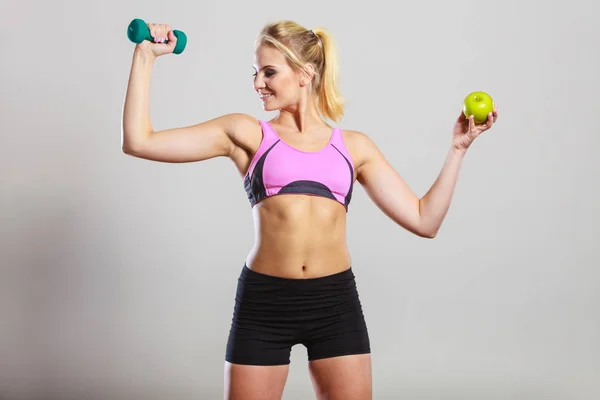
[452,103,499,153]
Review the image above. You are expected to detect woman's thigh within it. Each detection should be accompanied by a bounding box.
[224,362,290,400]
[308,354,372,400]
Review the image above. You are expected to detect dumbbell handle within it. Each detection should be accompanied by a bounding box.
[127,18,187,55]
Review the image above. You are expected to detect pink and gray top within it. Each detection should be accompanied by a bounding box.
[243,120,355,211]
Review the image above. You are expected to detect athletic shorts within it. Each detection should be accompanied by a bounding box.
[225,264,371,366]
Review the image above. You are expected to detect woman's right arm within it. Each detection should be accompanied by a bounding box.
[121,25,254,164]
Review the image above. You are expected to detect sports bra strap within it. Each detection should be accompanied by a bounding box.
[258,120,278,140]
[330,127,344,147]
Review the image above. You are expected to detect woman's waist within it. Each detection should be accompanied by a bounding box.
[246,234,351,279]
[233,263,359,313]
[248,197,350,278]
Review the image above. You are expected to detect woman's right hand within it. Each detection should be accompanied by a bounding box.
[135,23,178,58]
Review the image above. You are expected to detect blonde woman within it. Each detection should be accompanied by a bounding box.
[122,19,499,400]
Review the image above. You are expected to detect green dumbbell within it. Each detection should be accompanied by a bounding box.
[127,18,188,55]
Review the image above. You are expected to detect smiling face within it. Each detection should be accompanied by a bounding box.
[253,44,308,112]
[251,20,345,123]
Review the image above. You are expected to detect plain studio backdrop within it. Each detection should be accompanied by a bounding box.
[1,0,598,399]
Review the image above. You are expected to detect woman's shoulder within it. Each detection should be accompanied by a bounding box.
[218,113,264,148]
[340,128,369,142]
[340,128,381,169]
[340,128,378,152]
[221,112,261,131]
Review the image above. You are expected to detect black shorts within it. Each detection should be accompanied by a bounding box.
[225,264,371,366]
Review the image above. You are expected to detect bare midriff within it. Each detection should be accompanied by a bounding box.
[245,194,352,279]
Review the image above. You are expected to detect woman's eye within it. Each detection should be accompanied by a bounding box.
[252,69,275,78]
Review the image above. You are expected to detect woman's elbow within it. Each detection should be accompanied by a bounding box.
[414,225,439,239]
[421,230,438,239]
[122,141,138,155]
[401,224,438,239]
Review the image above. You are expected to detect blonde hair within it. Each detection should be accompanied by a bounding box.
[255,20,345,123]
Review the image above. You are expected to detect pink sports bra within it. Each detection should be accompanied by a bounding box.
[243,120,355,211]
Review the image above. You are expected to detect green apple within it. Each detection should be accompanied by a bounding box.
[463,91,494,124]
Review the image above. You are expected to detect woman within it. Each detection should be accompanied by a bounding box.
[122,19,498,400]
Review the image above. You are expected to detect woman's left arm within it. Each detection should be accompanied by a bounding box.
[352,104,499,238]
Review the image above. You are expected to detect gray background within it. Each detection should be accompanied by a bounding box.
[1,0,598,399]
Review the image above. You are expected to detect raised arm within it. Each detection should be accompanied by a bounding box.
[121,23,257,168]
[350,107,498,238]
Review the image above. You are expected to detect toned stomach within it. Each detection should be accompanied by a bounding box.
[245,194,352,279]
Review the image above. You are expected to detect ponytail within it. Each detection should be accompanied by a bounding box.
[311,28,345,123]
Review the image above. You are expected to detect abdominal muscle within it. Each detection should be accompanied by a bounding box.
[244,194,352,279]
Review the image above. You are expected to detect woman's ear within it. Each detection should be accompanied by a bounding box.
[300,64,316,87]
